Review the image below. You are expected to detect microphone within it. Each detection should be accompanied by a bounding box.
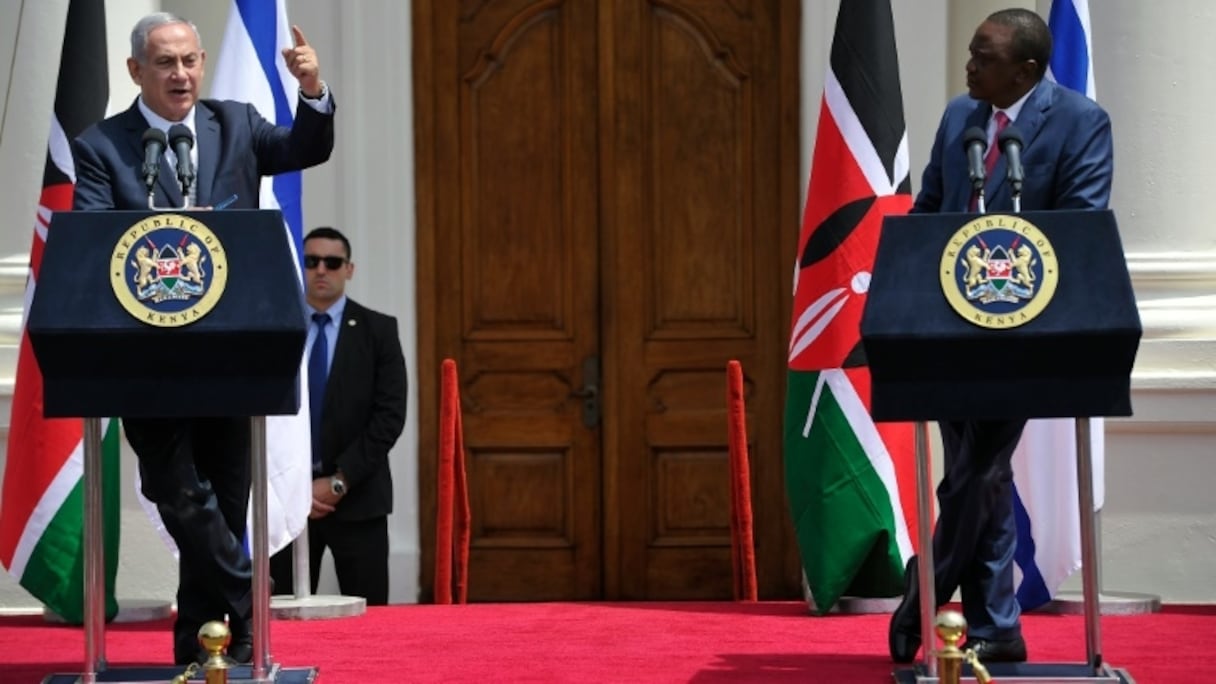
[167,124,196,205]
[998,125,1025,196]
[962,126,987,192]
[140,128,167,195]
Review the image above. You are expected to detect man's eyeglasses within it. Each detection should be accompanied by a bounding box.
[304,255,347,270]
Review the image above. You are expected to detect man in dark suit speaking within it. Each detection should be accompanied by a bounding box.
[270,227,407,606]
[888,7,1113,664]
[70,11,335,665]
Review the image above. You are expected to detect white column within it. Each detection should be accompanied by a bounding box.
[1085,1,1216,600]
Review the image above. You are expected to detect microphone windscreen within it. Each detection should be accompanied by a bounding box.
[997,125,1024,147]
[167,123,194,149]
[963,126,986,148]
[142,128,167,146]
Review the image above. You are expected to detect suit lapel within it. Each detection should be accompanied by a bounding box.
[1012,81,1052,152]
[194,102,220,206]
[986,82,1053,209]
[949,104,992,211]
[323,301,365,417]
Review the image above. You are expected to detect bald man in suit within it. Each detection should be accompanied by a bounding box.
[888,8,1112,665]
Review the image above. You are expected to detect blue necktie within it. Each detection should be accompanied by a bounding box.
[308,312,331,472]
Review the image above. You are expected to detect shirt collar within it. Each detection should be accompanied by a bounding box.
[993,83,1037,125]
[309,295,348,325]
[137,97,197,138]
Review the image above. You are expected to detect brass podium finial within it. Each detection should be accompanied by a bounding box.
[199,620,232,684]
[934,610,993,684]
[169,620,233,684]
[935,610,967,684]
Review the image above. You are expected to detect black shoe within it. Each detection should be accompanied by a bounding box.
[227,617,254,664]
[227,638,253,664]
[173,623,205,666]
[173,647,206,666]
[888,557,921,663]
[962,635,1028,663]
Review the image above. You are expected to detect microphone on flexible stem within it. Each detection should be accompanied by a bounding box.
[962,126,988,213]
[998,125,1025,213]
[140,128,167,208]
[167,124,196,208]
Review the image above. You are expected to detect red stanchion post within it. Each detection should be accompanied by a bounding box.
[453,396,471,604]
[435,359,459,604]
[726,360,757,601]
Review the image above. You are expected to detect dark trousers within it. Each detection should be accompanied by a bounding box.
[270,515,389,605]
[933,419,1026,640]
[124,416,253,657]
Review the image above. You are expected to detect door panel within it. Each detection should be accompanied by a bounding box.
[415,0,801,602]
[603,0,790,599]
[438,0,602,601]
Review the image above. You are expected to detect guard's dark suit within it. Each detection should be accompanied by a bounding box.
[270,298,407,604]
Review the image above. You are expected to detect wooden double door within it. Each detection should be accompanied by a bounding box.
[414,0,800,601]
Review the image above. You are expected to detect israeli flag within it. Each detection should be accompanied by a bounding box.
[212,0,313,555]
[1011,0,1103,611]
[1046,0,1097,99]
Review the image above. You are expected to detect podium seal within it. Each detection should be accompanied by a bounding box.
[939,213,1057,329]
[110,213,228,327]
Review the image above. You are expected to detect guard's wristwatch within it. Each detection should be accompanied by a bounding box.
[329,475,347,497]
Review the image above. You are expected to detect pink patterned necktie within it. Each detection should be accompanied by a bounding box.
[984,110,1011,176]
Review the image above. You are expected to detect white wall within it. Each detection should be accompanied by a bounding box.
[0,0,1213,610]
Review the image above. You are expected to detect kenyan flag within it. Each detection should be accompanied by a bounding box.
[0,0,120,624]
[783,0,922,615]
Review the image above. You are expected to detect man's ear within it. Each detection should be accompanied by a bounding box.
[1019,59,1040,84]
[126,57,142,85]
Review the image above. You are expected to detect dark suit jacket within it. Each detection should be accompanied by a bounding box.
[913,79,1113,214]
[72,96,335,210]
[317,299,407,521]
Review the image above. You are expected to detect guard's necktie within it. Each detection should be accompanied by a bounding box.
[985,110,1011,177]
[308,312,331,472]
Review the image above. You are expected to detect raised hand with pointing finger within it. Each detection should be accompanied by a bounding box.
[282,25,324,98]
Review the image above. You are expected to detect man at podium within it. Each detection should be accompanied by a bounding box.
[69,12,336,665]
[887,7,1113,664]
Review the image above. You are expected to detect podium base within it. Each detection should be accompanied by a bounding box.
[806,595,901,614]
[41,664,316,684]
[44,598,174,624]
[271,594,366,620]
[1038,590,1161,616]
[805,591,1162,617]
[892,662,1135,683]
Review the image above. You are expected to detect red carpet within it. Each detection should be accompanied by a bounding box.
[0,601,1209,682]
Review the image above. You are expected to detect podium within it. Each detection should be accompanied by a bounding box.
[27,210,308,683]
[860,210,1141,683]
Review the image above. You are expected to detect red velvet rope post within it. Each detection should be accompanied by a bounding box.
[726,360,757,601]
[453,393,471,604]
[435,358,459,604]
